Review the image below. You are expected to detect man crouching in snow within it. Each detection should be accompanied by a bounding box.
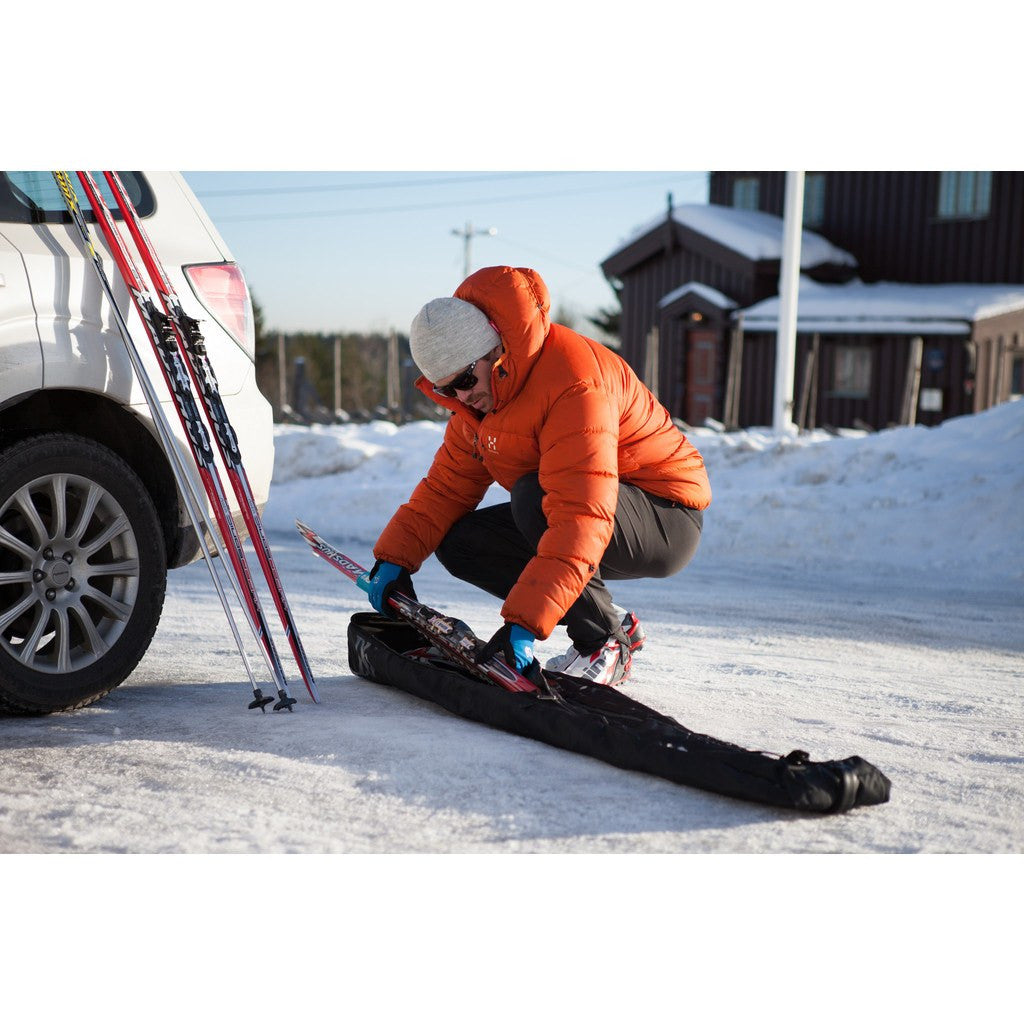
[363,265,711,687]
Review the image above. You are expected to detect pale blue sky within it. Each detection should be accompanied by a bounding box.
[182,171,710,337]
[20,6,1007,337]
[19,4,1014,343]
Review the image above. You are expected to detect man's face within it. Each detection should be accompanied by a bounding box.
[434,346,500,415]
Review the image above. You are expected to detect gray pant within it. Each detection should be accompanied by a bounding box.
[435,473,703,653]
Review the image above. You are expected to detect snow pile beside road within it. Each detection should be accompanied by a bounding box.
[691,400,1024,582]
[266,399,1024,585]
[267,418,506,545]
[271,420,414,483]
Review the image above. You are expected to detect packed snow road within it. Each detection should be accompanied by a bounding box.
[1,545,1019,854]
[1,403,1022,853]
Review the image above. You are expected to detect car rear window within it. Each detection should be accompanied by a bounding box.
[0,172,155,223]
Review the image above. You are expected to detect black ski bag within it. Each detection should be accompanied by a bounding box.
[347,613,891,814]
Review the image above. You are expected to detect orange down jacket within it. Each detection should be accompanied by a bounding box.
[374,266,711,640]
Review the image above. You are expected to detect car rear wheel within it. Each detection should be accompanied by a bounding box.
[0,433,167,713]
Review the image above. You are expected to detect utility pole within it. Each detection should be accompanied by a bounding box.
[452,221,497,279]
[277,333,287,416]
[386,329,400,417]
[333,334,342,418]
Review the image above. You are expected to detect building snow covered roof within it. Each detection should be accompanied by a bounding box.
[605,204,857,270]
[658,281,737,310]
[739,278,1024,335]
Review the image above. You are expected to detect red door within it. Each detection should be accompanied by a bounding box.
[685,329,719,424]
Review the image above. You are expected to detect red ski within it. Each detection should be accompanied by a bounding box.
[101,171,318,704]
[61,171,295,710]
[296,521,539,694]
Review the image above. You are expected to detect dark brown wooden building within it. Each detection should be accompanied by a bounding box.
[736,280,1024,429]
[601,172,1024,429]
[711,172,1024,285]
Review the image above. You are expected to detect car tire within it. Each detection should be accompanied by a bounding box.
[0,433,167,713]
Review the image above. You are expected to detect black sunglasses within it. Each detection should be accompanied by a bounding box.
[432,358,482,399]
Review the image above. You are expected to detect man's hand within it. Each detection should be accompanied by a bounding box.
[479,622,536,671]
[366,560,417,616]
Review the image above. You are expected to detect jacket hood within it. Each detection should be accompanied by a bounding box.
[414,266,551,416]
[457,266,550,409]
[455,266,550,354]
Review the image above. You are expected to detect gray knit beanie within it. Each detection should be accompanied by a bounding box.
[409,297,497,382]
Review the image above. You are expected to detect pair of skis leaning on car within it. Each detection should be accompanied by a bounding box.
[361,264,711,689]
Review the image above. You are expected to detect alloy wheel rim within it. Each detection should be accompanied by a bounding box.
[0,472,141,674]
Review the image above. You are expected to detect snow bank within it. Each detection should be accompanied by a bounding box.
[272,420,405,483]
[266,398,1024,586]
[689,401,1024,582]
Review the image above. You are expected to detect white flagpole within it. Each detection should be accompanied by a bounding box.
[774,171,805,433]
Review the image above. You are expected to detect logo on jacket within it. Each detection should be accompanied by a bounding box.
[485,434,498,453]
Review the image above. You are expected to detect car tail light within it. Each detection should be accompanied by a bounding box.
[184,262,255,358]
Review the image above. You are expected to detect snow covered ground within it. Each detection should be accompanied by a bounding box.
[6,400,1021,1017]
[3,401,1022,857]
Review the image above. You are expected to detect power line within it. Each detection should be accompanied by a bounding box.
[193,171,567,198]
[488,232,597,275]
[212,174,709,223]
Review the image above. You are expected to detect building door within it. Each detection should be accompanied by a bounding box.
[685,329,719,424]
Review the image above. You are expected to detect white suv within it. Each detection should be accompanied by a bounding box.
[0,171,273,713]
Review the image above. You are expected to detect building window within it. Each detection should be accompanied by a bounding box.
[803,173,826,228]
[830,345,872,398]
[937,171,992,219]
[732,177,760,211]
[1011,354,1024,398]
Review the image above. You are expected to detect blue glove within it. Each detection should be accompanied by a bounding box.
[479,622,536,671]
[365,560,416,615]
